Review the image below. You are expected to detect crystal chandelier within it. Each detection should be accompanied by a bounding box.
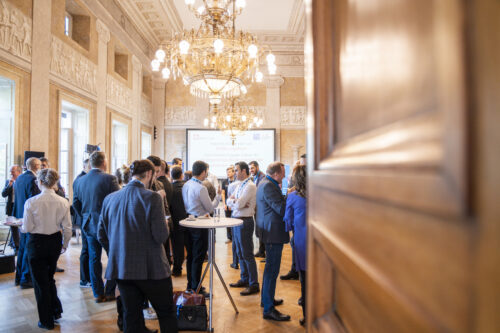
[204,98,264,144]
[151,0,277,105]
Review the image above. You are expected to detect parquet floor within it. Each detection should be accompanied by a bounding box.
[0,231,304,333]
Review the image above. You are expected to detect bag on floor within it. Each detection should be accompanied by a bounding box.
[173,291,207,331]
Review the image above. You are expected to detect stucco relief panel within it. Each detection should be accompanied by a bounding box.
[107,75,132,114]
[51,36,97,95]
[164,106,198,127]
[0,0,31,61]
[280,106,305,128]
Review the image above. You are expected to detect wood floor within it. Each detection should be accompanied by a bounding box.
[0,231,304,332]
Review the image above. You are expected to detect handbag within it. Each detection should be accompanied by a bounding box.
[173,291,207,331]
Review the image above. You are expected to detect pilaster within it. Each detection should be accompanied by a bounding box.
[96,20,110,151]
[131,55,142,159]
[265,75,284,160]
[152,78,166,156]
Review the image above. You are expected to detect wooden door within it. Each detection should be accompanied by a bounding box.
[304,0,500,332]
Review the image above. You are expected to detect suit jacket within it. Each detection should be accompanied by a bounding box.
[256,177,289,244]
[157,175,173,207]
[71,171,86,227]
[13,170,40,218]
[254,171,266,187]
[151,178,171,218]
[2,180,14,216]
[73,168,119,237]
[98,179,170,280]
[170,180,187,226]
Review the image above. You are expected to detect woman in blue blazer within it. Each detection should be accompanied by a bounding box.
[284,165,307,326]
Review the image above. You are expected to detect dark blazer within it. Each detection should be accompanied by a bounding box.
[254,171,266,187]
[170,180,187,225]
[256,177,289,244]
[13,170,40,218]
[2,180,14,216]
[73,168,119,237]
[71,171,86,227]
[157,175,173,207]
[98,179,170,280]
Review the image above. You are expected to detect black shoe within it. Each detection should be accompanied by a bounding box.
[260,299,283,307]
[144,328,158,333]
[260,259,266,263]
[280,271,299,280]
[55,267,64,273]
[300,318,306,326]
[240,284,260,296]
[263,308,291,322]
[172,271,182,277]
[38,321,54,330]
[117,316,123,331]
[254,251,265,258]
[53,313,62,321]
[230,263,239,269]
[298,297,303,306]
[20,282,33,289]
[229,280,249,288]
[201,290,211,299]
[15,280,20,286]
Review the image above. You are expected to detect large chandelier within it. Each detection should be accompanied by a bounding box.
[204,98,264,144]
[151,0,277,105]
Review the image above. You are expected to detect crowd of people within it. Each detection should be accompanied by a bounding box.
[3,151,308,332]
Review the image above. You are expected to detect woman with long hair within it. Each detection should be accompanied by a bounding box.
[284,164,307,326]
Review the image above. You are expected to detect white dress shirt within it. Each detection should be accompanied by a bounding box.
[227,177,256,217]
[182,178,220,217]
[22,188,72,249]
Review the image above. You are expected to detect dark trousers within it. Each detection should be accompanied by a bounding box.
[80,231,90,283]
[233,217,258,286]
[231,230,239,266]
[117,277,178,333]
[225,209,232,240]
[261,243,284,313]
[299,270,306,319]
[258,240,266,255]
[185,228,208,290]
[86,232,116,298]
[171,224,185,274]
[9,226,20,250]
[26,232,63,328]
[289,235,297,273]
[15,232,31,284]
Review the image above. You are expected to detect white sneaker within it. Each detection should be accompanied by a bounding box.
[143,308,157,320]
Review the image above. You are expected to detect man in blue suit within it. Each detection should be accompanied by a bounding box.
[73,151,119,302]
[14,157,41,288]
[98,159,177,333]
[256,161,290,321]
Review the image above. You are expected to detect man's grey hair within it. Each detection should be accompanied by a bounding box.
[37,168,59,188]
[26,157,40,171]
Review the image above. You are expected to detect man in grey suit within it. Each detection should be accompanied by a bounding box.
[256,161,291,322]
[98,159,177,333]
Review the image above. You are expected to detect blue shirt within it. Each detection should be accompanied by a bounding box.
[182,178,220,217]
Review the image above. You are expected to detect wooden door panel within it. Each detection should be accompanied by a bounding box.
[305,0,474,332]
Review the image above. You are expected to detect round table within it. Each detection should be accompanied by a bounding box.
[180,217,243,332]
[0,218,22,254]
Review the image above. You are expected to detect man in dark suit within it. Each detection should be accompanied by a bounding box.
[98,159,177,333]
[72,158,91,288]
[250,161,267,259]
[169,166,188,277]
[73,151,120,302]
[14,157,41,288]
[256,161,291,321]
[2,164,22,251]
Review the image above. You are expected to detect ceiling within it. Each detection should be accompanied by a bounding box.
[118,0,305,54]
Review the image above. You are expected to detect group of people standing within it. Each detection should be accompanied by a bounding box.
[4,150,307,332]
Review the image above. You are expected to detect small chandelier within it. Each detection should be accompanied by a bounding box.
[204,98,264,145]
[151,0,277,105]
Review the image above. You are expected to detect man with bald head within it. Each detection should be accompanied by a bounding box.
[2,164,22,250]
[14,157,42,289]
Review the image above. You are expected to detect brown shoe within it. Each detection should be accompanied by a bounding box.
[95,295,106,303]
[230,280,249,288]
[240,284,260,296]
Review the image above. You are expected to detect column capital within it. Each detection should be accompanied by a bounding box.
[264,75,284,88]
[96,19,111,44]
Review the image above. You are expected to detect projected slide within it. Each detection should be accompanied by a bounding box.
[187,129,275,179]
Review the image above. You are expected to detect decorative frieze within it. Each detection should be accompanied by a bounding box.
[280,106,306,127]
[164,106,198,127]
[107,74,132,114]
[51,36,97,95]
[141,96,153,125]
[0,0,32,61]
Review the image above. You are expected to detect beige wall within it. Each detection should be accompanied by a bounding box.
[281,77,306,106]
[280,130,306,166]
[7,0,32,17]
[166,79,196,107]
